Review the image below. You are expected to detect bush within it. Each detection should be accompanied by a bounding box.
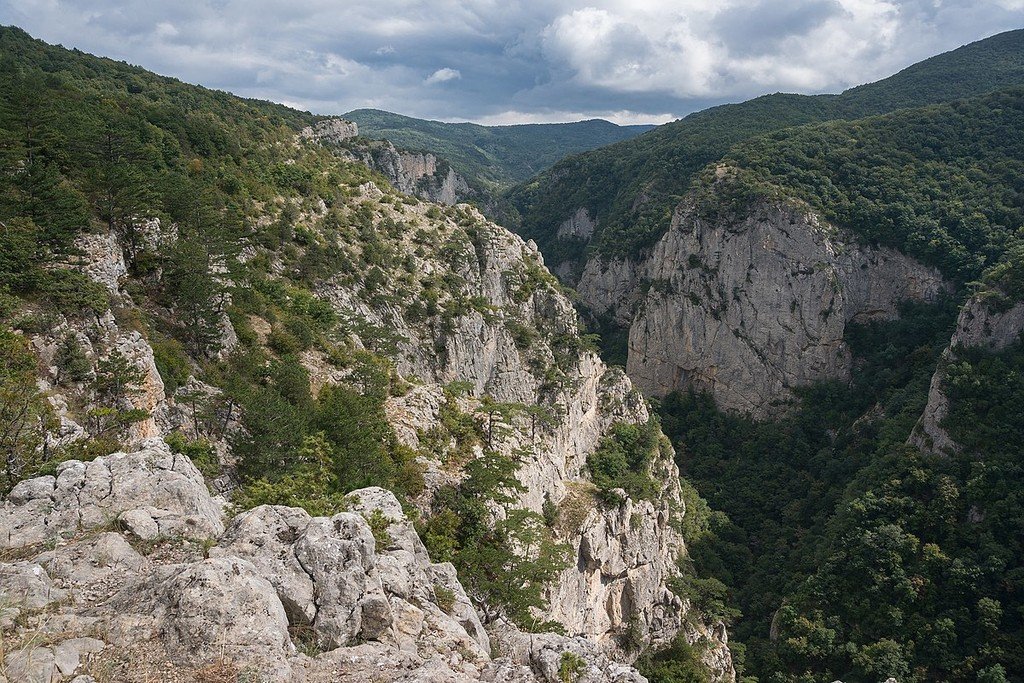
[559,652,585,683]
[165,432,219,479]
[55,334,91,384]
[37,269,109,316]
[151,335,190,395]
[635,633,711,683]
[433,584,456,614]
[587,420,659,504]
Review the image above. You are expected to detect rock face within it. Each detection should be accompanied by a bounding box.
[558,208,597,241]
[0,439,224,549]
[300,118,359,144]
[577,196,947,417]
[346,138,474,205]
[13,168,734,678]
[316,192,730,671]
[0,447,674,683]
[910,295,1024,453]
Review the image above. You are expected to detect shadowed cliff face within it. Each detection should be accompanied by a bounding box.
[910,294,1024,454]
[575,191,948,418]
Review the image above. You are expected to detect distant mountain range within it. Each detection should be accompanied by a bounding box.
[343,108,653,189]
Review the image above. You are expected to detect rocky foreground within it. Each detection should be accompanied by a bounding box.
[0,440,659,683]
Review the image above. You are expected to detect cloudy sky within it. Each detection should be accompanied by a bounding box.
[1,0,1022,125]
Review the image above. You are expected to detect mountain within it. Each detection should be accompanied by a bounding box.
[344,107,654,189]
[506,28,1024,683]
[0,25,733,683]
[509,29,1024,275]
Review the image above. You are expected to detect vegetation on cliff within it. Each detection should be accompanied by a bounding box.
[345,108,652,190]
[659,294,1024,682]
[509,29,1024,268]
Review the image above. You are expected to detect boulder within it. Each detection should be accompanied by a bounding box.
[0,440,223,550]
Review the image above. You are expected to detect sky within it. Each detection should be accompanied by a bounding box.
[1,1,1023,126]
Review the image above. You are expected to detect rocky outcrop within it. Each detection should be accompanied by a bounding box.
[577,195,947,417]
[345,138,474,205]
[557,208,597,241]
[0,439,224,549]
[300,118,359,145]
[314,190,731,675]
[910,295,1024,453]
[0,445,675,682]
[10,174,733,679]
[70,231,126,295]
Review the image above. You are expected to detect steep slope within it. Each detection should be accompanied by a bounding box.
[0,26,733,681]
[345,108,653,189]
[509,29,1024,278]
[301,118,477,206]
[575,88,1024,414]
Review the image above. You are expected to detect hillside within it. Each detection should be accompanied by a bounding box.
[344,107,653,189]
[509,28,1024,272]
[0,25,733,683]
[551,45,1024,683]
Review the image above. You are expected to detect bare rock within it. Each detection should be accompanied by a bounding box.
[3,647,56,683]
[300,118,359,144]
[35,532,146,587]
[617,198,947,417]
[110,557,292,678]
[0,562,64,629]
[0,440,223,550]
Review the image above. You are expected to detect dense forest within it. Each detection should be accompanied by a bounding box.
[641,96,1024,681]
[658,275,1024,681]
[509,29,1024,266]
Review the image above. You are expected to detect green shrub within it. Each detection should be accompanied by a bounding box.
[433,584,456,614]
[559,651,585,683]
[55,334,91,384]
[37,269,109,316]
[164,432,219,479]
[587,420,659,504]
[635,633,711,683]
[151,335,190,395]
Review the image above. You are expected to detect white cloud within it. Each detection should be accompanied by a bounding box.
[467,109,676,126]
[424,67,461,84]
[538,0,913,98]
[1,0,1022,122]
[154,21,178,38]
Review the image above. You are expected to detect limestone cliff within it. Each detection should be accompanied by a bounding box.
[575,191,947,417]
[7,164,734,678]
[910,294,1024,453]
[313,184,731,673]
[0,441,650,682]
[302,118,476,206]
[300,118,359,145]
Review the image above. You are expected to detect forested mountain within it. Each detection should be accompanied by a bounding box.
[344,107,653,189]
[498,25,1024,683]
[509,29,1024,269]
[2,18,1024,683]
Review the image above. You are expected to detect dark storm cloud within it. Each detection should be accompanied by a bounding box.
[0,0,1021,124]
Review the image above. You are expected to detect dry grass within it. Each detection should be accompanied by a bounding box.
[557,481,599,537]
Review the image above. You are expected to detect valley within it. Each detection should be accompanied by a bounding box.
[0,20,1022,683]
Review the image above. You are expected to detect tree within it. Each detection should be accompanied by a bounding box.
[55,333,91,384]
[87,347,148,438]
[0,329,52,491]
[83,115,157,266]
[163,239,225,357]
